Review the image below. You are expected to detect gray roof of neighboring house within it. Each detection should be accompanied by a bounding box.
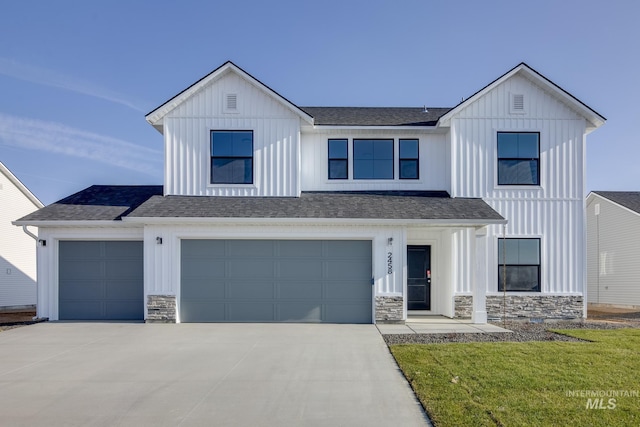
[15,187,504,223]
[15,185,163,222]
[300,107,451,127]
[127,191,504,221]
[592,191,640,215]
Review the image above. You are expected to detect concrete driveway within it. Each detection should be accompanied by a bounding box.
[0,323,430,426]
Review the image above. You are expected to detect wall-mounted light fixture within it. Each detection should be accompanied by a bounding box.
[387,237,393,246]
[156,237,163,245]
[38,239,46,247]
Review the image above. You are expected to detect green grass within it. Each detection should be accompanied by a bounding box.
[390,329,640,426]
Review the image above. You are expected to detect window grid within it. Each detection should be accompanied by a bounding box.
[497,238,541,292]
[210,130,253,184]
[399,139,419,180]
[328,139,348,180]
[497,132,540,186]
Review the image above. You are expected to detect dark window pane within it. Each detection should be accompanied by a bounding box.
[517,133,539,158]
[354,140,374,160]
[372,159,393,179]
[400,139,419,158]
[211,132,234,156]
[354,140,394,180]
[400,159,418,179]
[212,158,252,184]
[329,159,348,179]
[373,140,393,159]
[353,159,374,179]
[328,139,347,159]
[498,159,539,185]
[498,266,540,292]
[233,133,253,157]
[497,133,519,157]
[211,131,253,184]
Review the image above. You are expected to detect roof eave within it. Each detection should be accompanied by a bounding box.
[12,220,140,228]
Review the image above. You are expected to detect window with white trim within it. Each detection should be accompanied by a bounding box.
[497,132,539,185]
[498,238,541,292]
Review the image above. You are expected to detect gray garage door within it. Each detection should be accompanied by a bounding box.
[59,241,144,320]
[180,240,372,323]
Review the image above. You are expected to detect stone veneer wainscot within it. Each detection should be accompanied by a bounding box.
[146,295,176,323]
[455,295,583,320]
[375,296,404,323]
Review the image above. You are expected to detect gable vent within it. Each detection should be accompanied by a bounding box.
[511,93,525,114]
[226,93,238,111]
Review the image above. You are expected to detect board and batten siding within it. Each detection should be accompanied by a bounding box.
[163,71,301,197]
[0,171,40,308]
[587,195,640,307]
[450,74,587,295]
[300,131,449,192]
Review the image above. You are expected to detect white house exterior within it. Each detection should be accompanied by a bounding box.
[1,162,43,309]
[15,62,604,323]
[586,192,640,309]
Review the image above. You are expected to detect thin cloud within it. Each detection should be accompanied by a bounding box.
[0,57,147,112]
[0,113,162,176]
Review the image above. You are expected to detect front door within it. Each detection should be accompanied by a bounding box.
[407,245,431,310]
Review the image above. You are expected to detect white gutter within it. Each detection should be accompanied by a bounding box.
[121,216,507,227]
[13,220,142,228]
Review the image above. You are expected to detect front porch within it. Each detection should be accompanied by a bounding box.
[377,316,510,334]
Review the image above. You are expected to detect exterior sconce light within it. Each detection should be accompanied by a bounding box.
[156,237,163,245]
[387,237,393,246]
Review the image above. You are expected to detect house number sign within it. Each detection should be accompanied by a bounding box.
[387,252,393,274]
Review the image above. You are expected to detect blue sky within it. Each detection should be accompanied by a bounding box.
[0,0,637,205]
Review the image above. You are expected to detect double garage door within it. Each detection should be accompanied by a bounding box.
[58,239,372,323]
[180,240,373,323]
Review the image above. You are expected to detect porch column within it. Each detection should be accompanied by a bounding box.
[472,227,487,324]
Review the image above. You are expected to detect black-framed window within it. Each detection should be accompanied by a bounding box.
[399,139,419,179]
[353,139,393,179]
[498,238,541,292]
[328,139,348,179]
[211,130,253,184]
[497,132,539,185]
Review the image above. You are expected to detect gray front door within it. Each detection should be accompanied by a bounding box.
[58,241,144,320]
[407,245,431,310]
[180,240,372,323]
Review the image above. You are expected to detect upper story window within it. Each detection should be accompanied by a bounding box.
[211,130,253,184]
[353,139,393,180]
[328,139,348,179]
[497,132,539,185]
[498,238,541,292]
[399,139,419,179]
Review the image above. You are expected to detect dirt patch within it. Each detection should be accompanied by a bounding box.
[588,308,640,325]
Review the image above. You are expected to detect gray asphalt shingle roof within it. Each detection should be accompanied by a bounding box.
[126,191,504,221]
[300,107,451,126]
[16,187,504,223]
[16,185,163,222]
[593,191,640,215]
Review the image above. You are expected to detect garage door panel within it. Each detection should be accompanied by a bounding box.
[59,241,143,321]
[182,259,226,278]
[180,301,224,322]
[181,279,226,299]
[227,240,274,257]
[228,303,275,322]
[228,260,274,278]
[278,303,322,322]
[277,282,323,299]
[59,261,103,281]
[279,260,323,278]
[59,241,102,258]
[278,241,323,257]
[105,260,144,279]
[326,260,371,279]
[228,281,275,299]
[59,281,103,300]
[182,240,226,258]
[180,240,372,323]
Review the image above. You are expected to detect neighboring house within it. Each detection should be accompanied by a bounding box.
[1,162,43,310]
[15,62,605,323]
[586,192,640,309]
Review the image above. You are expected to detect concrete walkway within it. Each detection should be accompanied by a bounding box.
[377,316,511,335]
[0,322,430,427]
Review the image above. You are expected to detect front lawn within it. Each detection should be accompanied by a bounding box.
[390,329,640,426]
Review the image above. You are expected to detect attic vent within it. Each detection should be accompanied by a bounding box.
[224,93,238,113]
[511,94,525,114]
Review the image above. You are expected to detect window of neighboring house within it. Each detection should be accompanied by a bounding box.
[399,139,419,179]
[497,238,541,292]
[353,139,393,179]
[328,139,348,179]
[211,130,253,184]
[497,132,539,185]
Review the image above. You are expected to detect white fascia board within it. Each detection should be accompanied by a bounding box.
[145,62,314,127]
[12,220,142,228]
[0,162,44,208]
[122,216,507,227]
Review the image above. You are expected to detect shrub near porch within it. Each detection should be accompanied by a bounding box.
[391,329,640,426]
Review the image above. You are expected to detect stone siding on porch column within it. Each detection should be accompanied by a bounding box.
[375,296,404,323]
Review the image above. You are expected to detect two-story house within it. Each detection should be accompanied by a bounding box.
[15,61,604,323]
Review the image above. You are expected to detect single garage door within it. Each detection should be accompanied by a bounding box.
[58,241,144,320]
[180,240,372,323]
